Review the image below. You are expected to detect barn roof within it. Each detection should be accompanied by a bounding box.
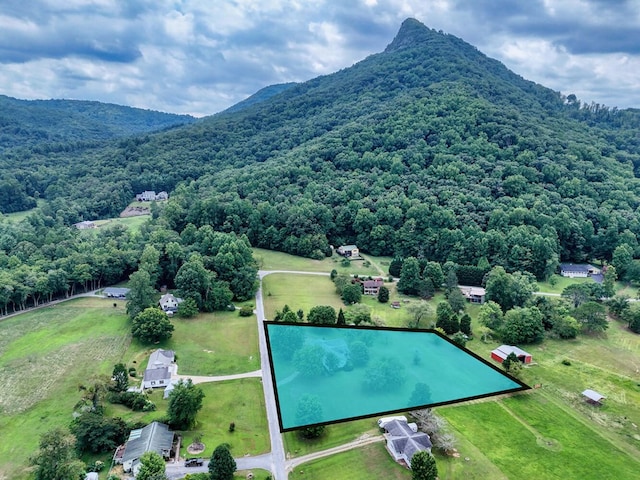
[122,422,174,464]
[491,345,531,360]
[582,389,606,402]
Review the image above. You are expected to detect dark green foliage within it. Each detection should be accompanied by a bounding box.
[411,450,438,480]
[177,297,199,318]
[627,310,640,334]
[501,307,544,344]
[30,427,86,480]
[389,258,403,277]
[422,262,444,290]
[132,307,174,344]
[419,277,435,299]
[574,301,608,334]
[377,285,390,303]
[270,325,304,360]
[502,352,522,376]
[137,451,167,480]
[409,382,433,406]
[451,332,467,347]
[238,305,254,317]
[459,314,472,335]
[167,379,205,430]
[307,305,337,324]
[126,270,157,319]
[342,283,362,304]
[398,257,422,295]
[485,267,536,311]
[348,340,370,367]
[70,412,127,454]
[362,357,405,392]
[293,345,326,378]
[607,296,630,318]
[552,315,580,339]
[561,283,595,308]
[435,302,459,334]
[209,444,236,480]
[109,391,153,411]
[337,308,346,325]
[111,363,129,392]
[447,288,466,313]
[295,395,326,438]
[455,265,488,286]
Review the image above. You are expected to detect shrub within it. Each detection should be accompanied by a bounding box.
[229,422,235,432]
[562,359,571,366]
[239,306,254,317]
[128,367,137,377]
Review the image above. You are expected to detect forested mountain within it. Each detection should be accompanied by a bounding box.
[3,18,640,276]
[221,83,298,114]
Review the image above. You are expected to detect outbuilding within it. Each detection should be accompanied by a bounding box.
[582,389,606,405]
[491,345,532,364]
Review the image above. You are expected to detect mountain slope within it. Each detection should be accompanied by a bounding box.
[0,95,196,151]
[2,19,639,272]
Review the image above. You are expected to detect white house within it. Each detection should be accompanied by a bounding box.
[159,293,182,314]
[143,349,176,389]
[458,285,486,304]
[382,418,432,468]
[337,245,360,258]
[559,263,601,278]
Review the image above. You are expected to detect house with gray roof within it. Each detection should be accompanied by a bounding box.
[559,263,601,278]
[159,293,183,315]
[143,349,176,389]
[115,421,175,474]
[382,418,432,468]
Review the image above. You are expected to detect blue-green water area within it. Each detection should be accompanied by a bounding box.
[265,323,528,431]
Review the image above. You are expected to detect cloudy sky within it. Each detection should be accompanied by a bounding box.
[1,0,638,117]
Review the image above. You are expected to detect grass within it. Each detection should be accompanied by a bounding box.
[288,442,411,479]
[157,310,260,375]
[253,248,384,276]
[0,298,132,480]
[0,199,46,223]
[283,418,379,458]
[536,275,595,294]
[178,379,270,457]
[0,296,265,479]
[94,215,150,230]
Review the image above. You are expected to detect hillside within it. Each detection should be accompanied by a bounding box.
[2,19,640,272]
[0,95,196,150]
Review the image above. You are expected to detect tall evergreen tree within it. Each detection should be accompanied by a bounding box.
[411,451,438,480]
[209,444,236,480]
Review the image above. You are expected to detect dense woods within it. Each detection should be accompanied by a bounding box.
[2,18,640,295]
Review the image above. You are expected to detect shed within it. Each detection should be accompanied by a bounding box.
[582,389,606,405]
[491,345,532,364]
[103,287,130,299]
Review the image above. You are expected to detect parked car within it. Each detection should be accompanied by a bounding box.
[185,458,204,467]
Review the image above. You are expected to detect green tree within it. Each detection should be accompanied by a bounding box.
[389,257,403,277]
[552,315,580,339]
[209,444,236,480]
[459,314,472,336]
[167,379,205,430]
[626,309,640,333]
[603,265,617,297]
[485,267,536,311]
[342,283,362,304]
[451,331,467,347]
[346,303,372,325]
[607,295,630,318]
[377,285,390,303]
[406,301,432,328]
[561,283,592,308]
[337,308,346,325]
[307,305,337,324]
[501,352,522,376]
[501,307,544,344]
[409,382,432,406]
[30,427,85,480]
[111,363,129,392]
[177,297,199,318]
[435,302,458,334]
[398,257,422,295]
[423,262,444,290]
[139,244,161,287]
[70,412,127,454]
[293,345,326,378]
[126,269,157,319]
[270,325,304,360]
[612,244,634,279]
[296,394,326,438]
[137,451,167,480]
[348,340,369,367]
[478,300,504,331]
[132,307,174,344]
[363,357,405,392]
[447,287,466,313]
[411,451,438,480]
[574,301,608,334]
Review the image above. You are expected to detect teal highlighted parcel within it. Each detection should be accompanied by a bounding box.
[265,323,528,431]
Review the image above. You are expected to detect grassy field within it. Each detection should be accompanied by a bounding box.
[0,297,265,479]
[0,298,132,480]
[94,215,151,230]
[288,442,411,479]
[284,418,379,457]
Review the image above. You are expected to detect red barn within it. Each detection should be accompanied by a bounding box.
[491,345,532,364]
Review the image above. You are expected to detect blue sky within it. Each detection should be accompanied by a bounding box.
[0,0,638,116]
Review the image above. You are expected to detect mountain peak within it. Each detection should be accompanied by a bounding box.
[384,18,439,52]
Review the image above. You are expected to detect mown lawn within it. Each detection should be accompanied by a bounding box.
[283,418,379,458]
[288,442,411,480]
[178,379,270,457]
